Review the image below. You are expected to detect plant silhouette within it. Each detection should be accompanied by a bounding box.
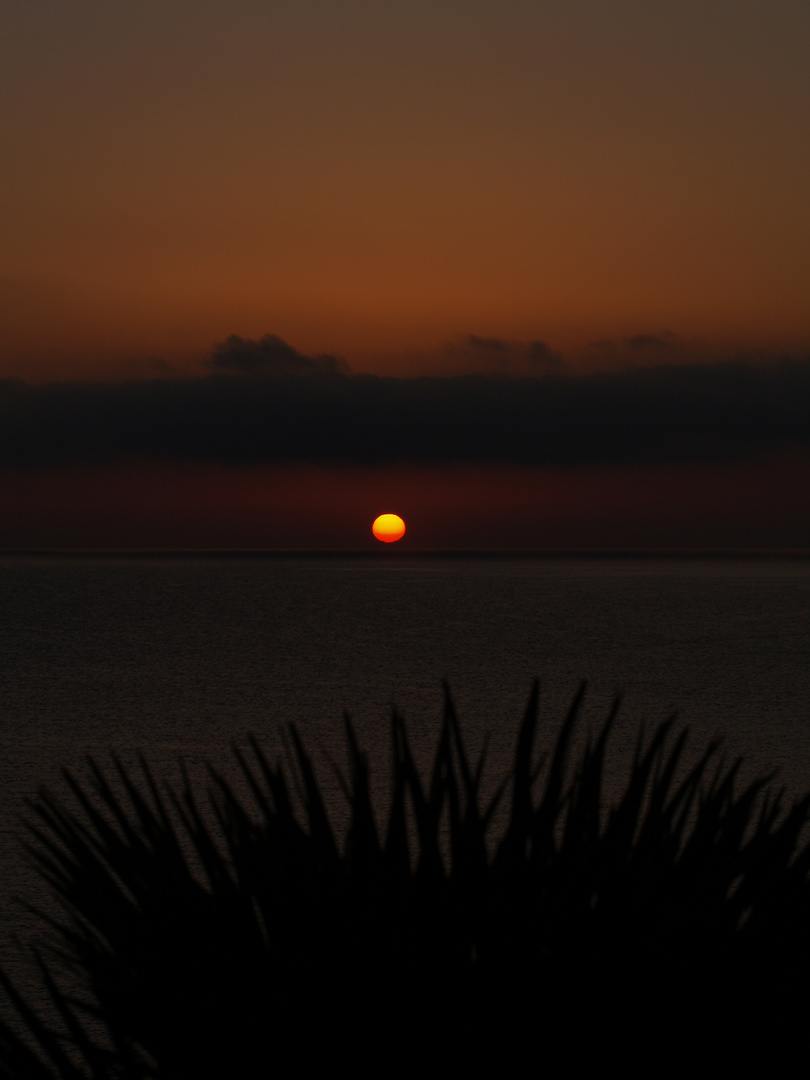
[2,681,810,1076]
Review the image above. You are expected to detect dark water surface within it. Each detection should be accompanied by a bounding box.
[1,553,809,977]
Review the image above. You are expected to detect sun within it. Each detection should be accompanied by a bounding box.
[372,513,406,543]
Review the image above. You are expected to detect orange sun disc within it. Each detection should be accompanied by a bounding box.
[372,513,406,543]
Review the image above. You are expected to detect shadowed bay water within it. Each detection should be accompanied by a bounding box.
[1,552,809,977]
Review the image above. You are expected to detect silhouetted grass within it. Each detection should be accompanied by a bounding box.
[2,681,810,1075]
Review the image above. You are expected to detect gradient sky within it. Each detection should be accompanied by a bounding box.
[2,2,809,548]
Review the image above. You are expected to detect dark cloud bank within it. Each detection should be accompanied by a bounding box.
[1,335,808,469]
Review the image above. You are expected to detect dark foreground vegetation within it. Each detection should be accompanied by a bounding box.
[2,682,810,1076]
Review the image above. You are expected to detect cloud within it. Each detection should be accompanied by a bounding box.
[208,334,350,376]
[467,335,510,355]
[623,331,682,352]
[581,331,708,370]
[526,339,565,372]
[0,339,808,469]
[442,334,564,376]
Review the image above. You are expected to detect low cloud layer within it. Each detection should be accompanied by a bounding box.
[1,336,808,469]
[441,334,565,376]
[208,334,350,377]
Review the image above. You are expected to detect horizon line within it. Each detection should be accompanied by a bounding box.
[2,547,810,560]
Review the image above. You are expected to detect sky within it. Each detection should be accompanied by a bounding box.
[1,1,809,549]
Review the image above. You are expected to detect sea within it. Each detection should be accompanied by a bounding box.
[1,551,809,991]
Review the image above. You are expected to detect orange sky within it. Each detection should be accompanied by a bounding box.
[1,3,808,550]
[2,1,809,381]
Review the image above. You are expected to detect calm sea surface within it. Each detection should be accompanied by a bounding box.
[1,553,809,979]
